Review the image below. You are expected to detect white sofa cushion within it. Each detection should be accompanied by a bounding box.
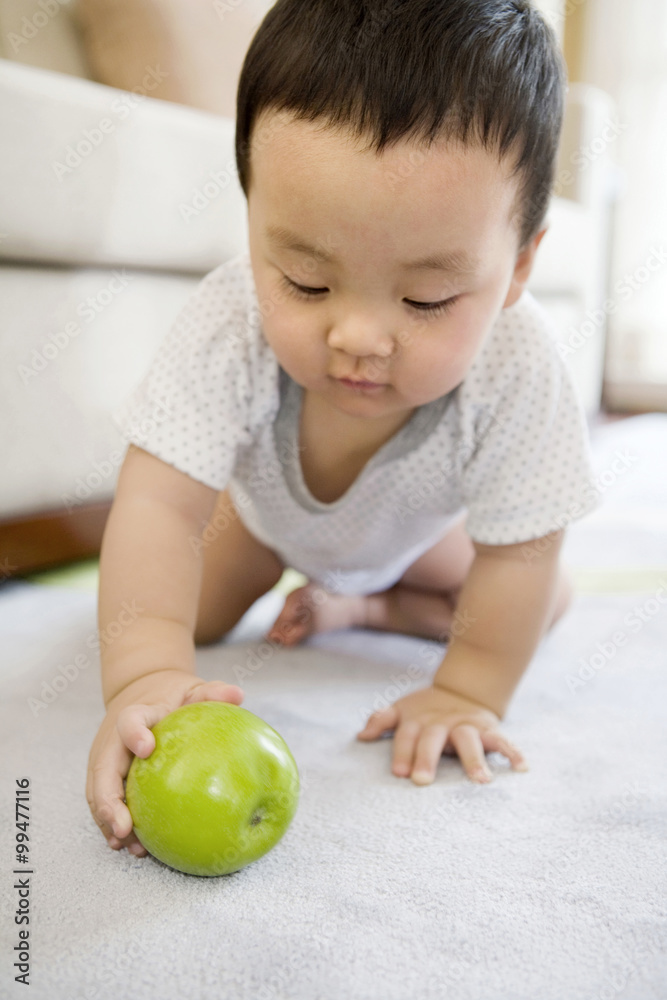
[0,59,248,272]
[0,263,200,518]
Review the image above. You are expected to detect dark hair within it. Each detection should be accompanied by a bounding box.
[235,0,567,251]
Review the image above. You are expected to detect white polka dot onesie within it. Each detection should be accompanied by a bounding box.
[112,250,600,596]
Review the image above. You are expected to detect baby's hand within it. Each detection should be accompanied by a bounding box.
[357,684,529,785]
[86,670,244,856]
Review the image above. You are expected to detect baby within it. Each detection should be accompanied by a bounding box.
[87,0,600,857]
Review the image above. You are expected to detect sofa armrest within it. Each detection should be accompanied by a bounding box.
[0,58,248,272]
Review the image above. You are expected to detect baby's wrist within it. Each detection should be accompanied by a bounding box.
[101,618,197,705]
[432,648,510,718]
[432,676,498,713]
[103,665,196,711]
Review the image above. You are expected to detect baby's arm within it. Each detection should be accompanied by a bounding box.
[358,529,566,783]
[431,530,566,717]
[86,444,244,853]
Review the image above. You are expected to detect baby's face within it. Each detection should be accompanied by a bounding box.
[246,109,542,422]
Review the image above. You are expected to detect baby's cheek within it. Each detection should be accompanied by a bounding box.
[451,306,495,365]
[261,313,306,370]
[421,332,475,390]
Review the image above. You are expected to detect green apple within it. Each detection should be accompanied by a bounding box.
[125,702,300,877]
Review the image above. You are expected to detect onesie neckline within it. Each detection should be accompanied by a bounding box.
[274,366,456,512]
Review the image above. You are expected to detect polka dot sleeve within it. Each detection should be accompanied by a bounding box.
[456,294,601,545]
[111,258,254,491]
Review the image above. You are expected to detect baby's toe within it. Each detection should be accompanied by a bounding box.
[267,586,315,645]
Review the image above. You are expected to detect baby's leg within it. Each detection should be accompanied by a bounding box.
[364,517,574,641]
[266,514,474,646]
[267,515,573,645]
[363,513,475,641]
[194,489,285,645]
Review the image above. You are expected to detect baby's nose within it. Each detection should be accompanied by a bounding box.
[326,318,396,359]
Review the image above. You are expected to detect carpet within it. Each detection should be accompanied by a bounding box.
[1,413,666,1000]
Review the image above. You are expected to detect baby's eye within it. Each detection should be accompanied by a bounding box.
[404,296,460,317]
[280,276,459,317]
[281,277,327,299]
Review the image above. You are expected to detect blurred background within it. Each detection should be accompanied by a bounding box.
[0,0,666,580]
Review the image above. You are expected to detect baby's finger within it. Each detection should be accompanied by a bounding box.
[110,832,148,857]
[410,724,449,785]
[357,704,399,740]
[116,702,173,758]
[183,680,245,706]
[449,724,493,782]
[92,764,147,854]
[89,739,135,841]
[389,719,421,777]
[116,685,244,759]
[481,729,529,771]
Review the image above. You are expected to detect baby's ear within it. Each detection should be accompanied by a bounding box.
[502,227,548,308]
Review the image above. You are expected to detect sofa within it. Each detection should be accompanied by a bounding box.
[0,0,618,575]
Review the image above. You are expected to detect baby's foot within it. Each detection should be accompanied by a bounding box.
[266,583,368,646]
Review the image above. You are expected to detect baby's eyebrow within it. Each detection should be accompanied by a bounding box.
[265,225,480,274]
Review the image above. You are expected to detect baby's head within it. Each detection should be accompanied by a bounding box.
[234,0,567,416]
